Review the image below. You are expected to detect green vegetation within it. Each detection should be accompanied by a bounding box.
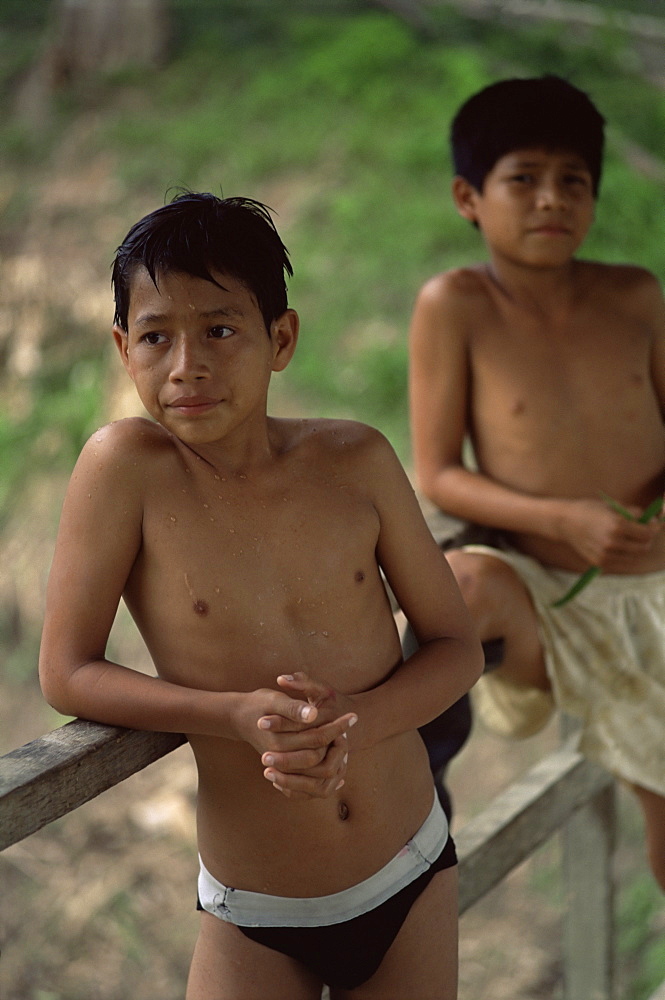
[1,2,664,482]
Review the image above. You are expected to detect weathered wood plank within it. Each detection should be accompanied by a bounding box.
[0,720,185,850]
[456,740,613,914]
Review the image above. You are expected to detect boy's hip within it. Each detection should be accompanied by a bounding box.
[197,792,452,928]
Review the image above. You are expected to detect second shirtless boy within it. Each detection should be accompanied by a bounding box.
[39,192,483,998]
[409,76,665,889]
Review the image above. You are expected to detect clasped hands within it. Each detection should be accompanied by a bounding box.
[245,672,358,800]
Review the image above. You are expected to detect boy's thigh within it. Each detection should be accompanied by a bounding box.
[332,866,458,1000]
[187,912,323,1000]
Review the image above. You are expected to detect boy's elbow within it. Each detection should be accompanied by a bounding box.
[38,658,77,718]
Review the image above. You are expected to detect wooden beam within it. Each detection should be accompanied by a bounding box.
[456,740,613,914]
[0,719,185,850]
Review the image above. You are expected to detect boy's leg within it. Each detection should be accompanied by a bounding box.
[630,784,665,891]
[187,912,323,1000]
[331,866,458,1000]
[445,549,548,690]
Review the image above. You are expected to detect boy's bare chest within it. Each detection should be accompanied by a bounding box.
[470,309,653,425]
[136,469,381,620]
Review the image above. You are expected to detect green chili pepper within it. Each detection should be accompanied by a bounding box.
[551,565,601,608]
[551,493,663,608]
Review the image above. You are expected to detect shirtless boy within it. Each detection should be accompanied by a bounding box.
[409,75,665,889]
[39,192,483,998]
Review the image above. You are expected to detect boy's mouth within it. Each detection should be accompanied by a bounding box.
[168,395,220,414]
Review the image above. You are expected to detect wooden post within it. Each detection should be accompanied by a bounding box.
[562,780,616,1000]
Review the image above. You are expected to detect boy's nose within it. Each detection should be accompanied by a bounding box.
[169,339,211,381]
[536,181,568,210]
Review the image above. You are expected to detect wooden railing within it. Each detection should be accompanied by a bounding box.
[1,716,663,1000]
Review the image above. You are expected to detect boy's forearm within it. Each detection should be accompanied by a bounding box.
[350,635,483,751]
[424,464,563,540]
[40,657,241,738]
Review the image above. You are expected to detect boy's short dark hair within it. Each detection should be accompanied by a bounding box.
[112,192,293,332]
[451,75,605,195]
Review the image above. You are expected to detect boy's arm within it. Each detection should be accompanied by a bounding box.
[39,424,353,786]
[353,430,484,749]
[409,272,662,567]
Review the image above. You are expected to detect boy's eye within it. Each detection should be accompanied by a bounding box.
[209,325,234,339]
[565,174,589,187]
[140,331,167,345]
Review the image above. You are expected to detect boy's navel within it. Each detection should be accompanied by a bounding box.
[338,800,350,821]
[184,572,209,616]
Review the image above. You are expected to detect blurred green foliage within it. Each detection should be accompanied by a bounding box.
[1,3,663,469]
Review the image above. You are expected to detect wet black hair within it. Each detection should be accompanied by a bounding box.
[451,75,605,196]
[112,191,293,332]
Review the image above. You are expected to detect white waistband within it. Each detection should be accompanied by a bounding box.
[198,793,448,927]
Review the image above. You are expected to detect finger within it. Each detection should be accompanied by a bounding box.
[264,766,345,800]
[261,745,328,773]
[266,733,349,778]
[276,672,332,704]
[259,710,357,744]
[257,699,319,733]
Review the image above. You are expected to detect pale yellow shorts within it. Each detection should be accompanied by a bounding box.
[464,545,665,797]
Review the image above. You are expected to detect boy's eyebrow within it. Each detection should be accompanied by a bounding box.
[133,306,245,328]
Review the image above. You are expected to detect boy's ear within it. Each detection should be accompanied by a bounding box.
[113,324,133,377]
[452,176,481,225]
[270,309,299,372]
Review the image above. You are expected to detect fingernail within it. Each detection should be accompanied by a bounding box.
[301,705,314,721]
[258,719,271,730]
[343,753,348,765]
[263,754,275,766]
[279,674,294,682]
[336,779,345,790]
[348,715,358,727]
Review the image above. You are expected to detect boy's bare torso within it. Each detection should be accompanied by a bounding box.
[439,260,665,571]
[115,415,434,896]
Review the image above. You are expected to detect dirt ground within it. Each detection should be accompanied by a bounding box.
[0,665,659,1000]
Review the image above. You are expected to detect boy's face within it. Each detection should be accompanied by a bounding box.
[113,267,298,450]
[453,148,595,269]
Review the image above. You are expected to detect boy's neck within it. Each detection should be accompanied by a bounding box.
[174,417,286,479]
[484,256,583,313]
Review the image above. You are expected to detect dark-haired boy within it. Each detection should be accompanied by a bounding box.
[409,76,665,888]
[40,192,483,998]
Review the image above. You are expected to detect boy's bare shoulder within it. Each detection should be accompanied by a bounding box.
[413,265,495,336]
[580,259,661,301]
[417,265,489,307]
[283,416,391,459]
[77,417,176,476]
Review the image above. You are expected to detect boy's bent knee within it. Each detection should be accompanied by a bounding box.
[445,549,519,614]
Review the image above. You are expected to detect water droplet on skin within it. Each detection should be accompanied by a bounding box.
[214,587,220,594]
[229,528,235,533]
[170,516,177,522]
[203,504,209,509]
